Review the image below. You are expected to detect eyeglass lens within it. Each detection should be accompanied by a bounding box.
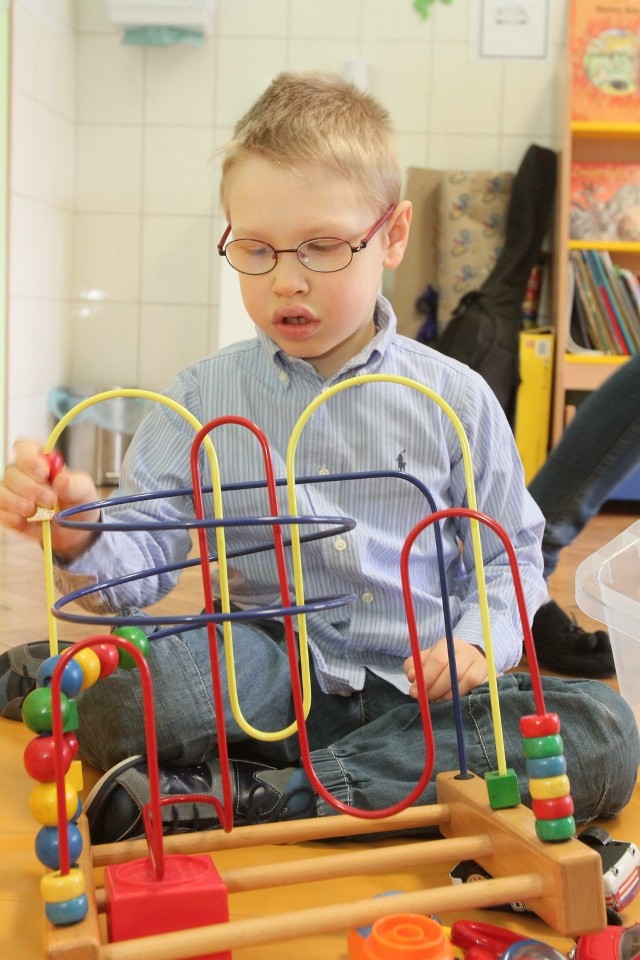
[225,237,354,275]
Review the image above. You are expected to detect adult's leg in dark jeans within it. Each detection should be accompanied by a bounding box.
[527,354,640,675]
[529,353,640,578]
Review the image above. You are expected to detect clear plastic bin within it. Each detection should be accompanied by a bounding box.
[576,519,640,733]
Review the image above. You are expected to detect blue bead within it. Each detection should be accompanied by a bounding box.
[36,656,84,699]
[526,754,567,779]
[71,797,82,823]
[35,824,83,870]
[45,894,88,926]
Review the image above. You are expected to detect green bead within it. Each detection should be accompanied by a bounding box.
[485,768,521,809]
[522,733,563,759]
[21,687,71,734]
[535,815,576,842]
[112,626,151,670]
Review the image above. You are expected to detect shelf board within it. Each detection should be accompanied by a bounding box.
[571,121,640,139]
[563,354,629,391]
[568,239,640,253]
[565,354,629,366]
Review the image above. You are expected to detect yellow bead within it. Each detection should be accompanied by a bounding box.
[529,774,571,801]
[71,648,102,689]
[41,867,85,903]
[29,778,79,826]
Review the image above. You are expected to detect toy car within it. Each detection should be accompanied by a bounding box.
[578,827,640,913]
[572,922,640,959]
[450,827,640,922]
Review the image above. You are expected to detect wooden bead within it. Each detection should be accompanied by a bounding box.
[522,733,563,759]
[21,688,71,735]
[35,823,83,870]
[91,641,120,679]
[29,778,79,826]
[519,712,561,737]
[529,774,572,801]
[112,626,151,670]
[36,655,84,699]
[71,648,102,689]
[23,735,72,782]
[41,867,85,902]
[45,894,88,926]
[532,794,575,820]
[525,754,567,779]
[535,816,576,842]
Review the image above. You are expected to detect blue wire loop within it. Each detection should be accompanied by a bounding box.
[51,468,469,776]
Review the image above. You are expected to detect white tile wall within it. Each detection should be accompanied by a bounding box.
[6,0,569,457]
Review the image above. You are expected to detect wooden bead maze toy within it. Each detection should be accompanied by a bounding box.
[21,380,606,960]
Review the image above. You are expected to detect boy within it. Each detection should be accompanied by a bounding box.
[1,73,637,843]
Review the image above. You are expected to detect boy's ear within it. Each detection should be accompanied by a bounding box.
[383,200,412,270]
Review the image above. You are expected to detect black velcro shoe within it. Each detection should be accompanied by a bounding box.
[531,600,616,678]
[84,755,317,844]
[0,640,73,721]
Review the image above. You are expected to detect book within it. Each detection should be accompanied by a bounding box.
[570,0,640,123]
[570,249,640,354]
[584,249,632,354]
[569,162,640,242]
[571,251,617,352]
[566,258,604,355]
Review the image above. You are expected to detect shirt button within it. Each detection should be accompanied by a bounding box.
[361,590,373,604]
[319,465,330,475]
[334,537,347,552]
[279,371,288,384]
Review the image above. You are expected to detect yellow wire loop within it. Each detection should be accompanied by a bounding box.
[285,374,507,776]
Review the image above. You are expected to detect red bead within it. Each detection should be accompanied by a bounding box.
[47,450,65,480]
[520,713,561,737]
[91,642,120,679]
[63,732,80,760]
[24,735,72,782]
[532,794,575,820]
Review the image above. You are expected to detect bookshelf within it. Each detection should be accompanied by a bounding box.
[551,3,640,444]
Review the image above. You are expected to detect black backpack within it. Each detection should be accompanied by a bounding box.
[433,144,557,425]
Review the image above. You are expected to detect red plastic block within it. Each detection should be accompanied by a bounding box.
[105,853,230,960]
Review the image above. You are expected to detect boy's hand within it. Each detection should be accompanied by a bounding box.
[403,637,488,701]
[0,439,100,559]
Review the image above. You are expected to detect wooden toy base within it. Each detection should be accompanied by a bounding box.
[45,772,606,960]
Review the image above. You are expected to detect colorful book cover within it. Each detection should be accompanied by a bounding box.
[569,162,640,241]
[570,0,640,123]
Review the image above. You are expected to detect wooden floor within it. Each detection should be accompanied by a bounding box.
[1,501,639,959]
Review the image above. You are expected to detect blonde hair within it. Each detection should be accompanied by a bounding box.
[220,72,401,214]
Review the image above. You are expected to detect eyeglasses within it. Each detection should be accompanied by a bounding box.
[217,204,396,275]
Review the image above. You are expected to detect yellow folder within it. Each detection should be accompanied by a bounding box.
[515,329,555,484]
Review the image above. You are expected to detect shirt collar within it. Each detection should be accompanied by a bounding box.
[257,294,397,384]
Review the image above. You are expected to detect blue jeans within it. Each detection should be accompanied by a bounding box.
[529,353,640,579]
[77,616,639,825]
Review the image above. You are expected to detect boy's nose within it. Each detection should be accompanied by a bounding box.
[270,253,310,295]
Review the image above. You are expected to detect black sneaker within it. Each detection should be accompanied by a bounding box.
[0,640,73,721]
[531,600,615,678]
[84,755,317,844]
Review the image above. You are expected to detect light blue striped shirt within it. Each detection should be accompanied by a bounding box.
[61,296,545,695]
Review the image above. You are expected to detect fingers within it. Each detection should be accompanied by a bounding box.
[0,440,100,557]
[403,639,489,701]
[0,441,56,535]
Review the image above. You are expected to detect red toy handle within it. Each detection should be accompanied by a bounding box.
[46,450,65,481]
